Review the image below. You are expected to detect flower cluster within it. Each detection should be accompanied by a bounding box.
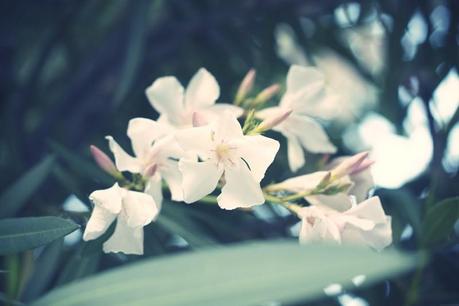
[84,66,392,255]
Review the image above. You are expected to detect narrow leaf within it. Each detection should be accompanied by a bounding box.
[422,196,459,247]
[0,156,55,218]
[0,217,79,255]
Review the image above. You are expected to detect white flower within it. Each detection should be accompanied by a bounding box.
[257,65,336,172]
[83,183,160,255]
[298,196,392,251]
[145,68,243,129]
[175,113,279,209]
[107,117,187,203]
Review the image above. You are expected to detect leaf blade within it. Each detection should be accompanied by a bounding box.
[31,241,416,306]
[0,217,80,255]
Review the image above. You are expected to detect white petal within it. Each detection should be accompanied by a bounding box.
[83,206,116,241]
[185,68,220,109]
[345,196,388,224]
[204,104,244,120]
[179,159,222,203]
[103,217,144,255]
[175,126,214,159]
[217,163,264,210]
[349,168,374,202]
[341,217,392,251]
[146,76,185,124]
[144,173,163,210]
[276,171,328,193]
[122,190,160,228]
[106,136,141,173]
[284,114,336,154]
[285,65,325,94]
[233,135,279,182]
[286,134,305,172]
[306,194,354,212]
[161,159,184,201]
[88,183,123,214]
[213,112,243,142]
[127,118,167,158]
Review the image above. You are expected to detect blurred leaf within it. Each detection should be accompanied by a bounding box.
[49,142,111,185]
[422,197,459,247]
[20,239,64,302]
[31,241,416,306]
[0,156,55,218]
[56,247,101,286]
[0,217,79,255]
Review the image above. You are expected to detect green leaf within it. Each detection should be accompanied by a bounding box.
[31,241,416,306]
[422,196,459,247]
[0,156,55,218]
[0,217,80,255]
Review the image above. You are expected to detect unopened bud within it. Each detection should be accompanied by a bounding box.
[331,152,369,179]
[235,68,256,105]
[256,109,292,132]
[90,145,119,176]
[252,84,280,106]
[316,172,332,190]
[192,112,208,127]
[143,163,158,177]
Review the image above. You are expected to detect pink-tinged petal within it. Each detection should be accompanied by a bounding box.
[102,217,144,255]
[283,114,336,154]
[106,136,141,173]
[217,163,264,210]
[233,135,279,182]
[88,183,123,214]
[175,126,214,159]
[185,68,220,109]
[255,106,285,121]
[145,76,185,124]
[345,196,388,224]
[127,118,167,158]
[122,190,160,228]
[341,217,392,251]
[83,206,117,241]
[179,159,222,203]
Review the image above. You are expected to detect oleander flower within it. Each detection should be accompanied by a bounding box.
[146,68,243,129]
[107,117,187,204]
[257,65,336,172]
[297,196,392,251]
[175,113,279,209]
[83,183,160,255]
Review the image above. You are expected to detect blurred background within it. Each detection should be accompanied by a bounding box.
[0,0,458,305]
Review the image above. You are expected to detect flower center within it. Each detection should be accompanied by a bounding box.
[215,143,231,161]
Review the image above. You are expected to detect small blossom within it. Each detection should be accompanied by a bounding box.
[106,117,187,203]
[83,183,160,255]
[297,196,392,251]
[257,65,336,172]
[175,113,279,209]
[146,68,243,129]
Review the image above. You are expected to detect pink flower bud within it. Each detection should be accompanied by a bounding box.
[143,163,158,177]
[257,108,292,132]
[235,69,256,105]
[90,145,118,176]
[192,112,208,127]
[253,84,280,106]
[332,152,370,179]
